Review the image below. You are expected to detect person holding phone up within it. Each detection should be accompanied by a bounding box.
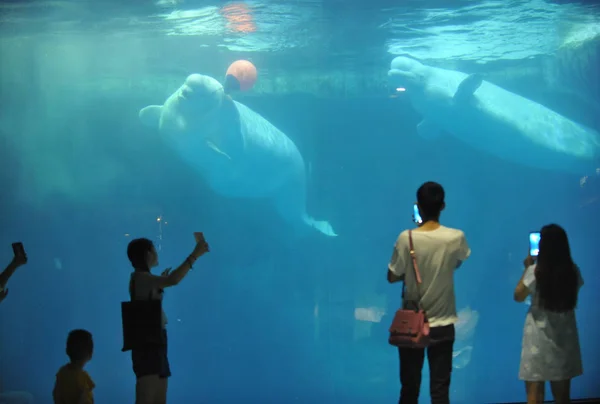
[387,182,471,404]
[0,243,28,304]
[125,233,209,404]
[513,224,584,404]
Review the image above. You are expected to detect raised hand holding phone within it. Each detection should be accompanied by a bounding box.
[12,242,25,257]
[11,242,28,266]
[1,243,28,304]
[528,231,540,258]
[191,232,209,259]
[412,203,423,225]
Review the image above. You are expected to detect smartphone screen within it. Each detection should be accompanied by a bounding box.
[529,232,541,257]
[413,204,423,225]
[12,242,25,257]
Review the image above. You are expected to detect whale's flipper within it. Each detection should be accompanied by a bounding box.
[417,119,443,140]
[303,215,338,237]
[273,177,337,238]
[454,73,483,103]
[139,105,163,128]
[206,140,233,160]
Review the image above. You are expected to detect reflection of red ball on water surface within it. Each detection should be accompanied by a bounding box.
[225,60,257,92]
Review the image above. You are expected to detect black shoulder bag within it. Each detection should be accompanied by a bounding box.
[121,276,165,352]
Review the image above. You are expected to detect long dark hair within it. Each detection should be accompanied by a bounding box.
[534,224,579,312]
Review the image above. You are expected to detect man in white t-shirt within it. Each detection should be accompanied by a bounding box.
[387,181,471,404]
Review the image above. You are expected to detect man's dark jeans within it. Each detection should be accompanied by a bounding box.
[398,324,455,404]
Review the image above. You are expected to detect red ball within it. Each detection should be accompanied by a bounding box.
[225,60,257,92]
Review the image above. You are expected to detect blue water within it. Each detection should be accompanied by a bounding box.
[0,1,599,403]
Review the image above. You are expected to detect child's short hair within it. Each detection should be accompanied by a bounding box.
[66,329,93,362]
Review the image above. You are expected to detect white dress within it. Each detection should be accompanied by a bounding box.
[519,264,584,381]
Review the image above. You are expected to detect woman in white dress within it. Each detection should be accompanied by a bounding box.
[513,224,584,404]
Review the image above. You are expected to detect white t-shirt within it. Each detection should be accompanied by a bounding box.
[129,272,168,328]
[388,225,471,327]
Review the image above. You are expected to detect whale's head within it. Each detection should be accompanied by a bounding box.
[175,74,225,119]
[388,56,426,91]
[147,73,226,138]
[139,73,229,160]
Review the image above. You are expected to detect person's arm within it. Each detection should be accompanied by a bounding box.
[77,386,94,404]
[151,240,210,289]
[0,256,27,289]
[514,264,535,302]
[0,286,7,304]
[76,372,95,404]
[78,393,94,404]
[387,268,404,283]
[576,266,584,290]
[455,231,471,270]
[52,375,61,404]
[387,232,408,284]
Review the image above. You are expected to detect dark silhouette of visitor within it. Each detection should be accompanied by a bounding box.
[126,235,209,404]
[513,224,584,404]
[52,329,95,404]
[387,181,470,404]
[0,246,32,404]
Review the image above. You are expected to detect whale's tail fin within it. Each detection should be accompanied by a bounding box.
[303,215,337,237]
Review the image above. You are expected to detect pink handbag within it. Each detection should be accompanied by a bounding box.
[388,230,431,348]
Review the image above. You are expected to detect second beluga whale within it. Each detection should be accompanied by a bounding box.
[388,56,600,175]
[139,73,336,237]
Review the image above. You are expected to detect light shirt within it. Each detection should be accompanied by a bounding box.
[52,364,95,404]
[388,225,471,327]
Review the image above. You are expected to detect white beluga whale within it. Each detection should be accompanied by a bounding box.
[388,56,600,175]
[139,74,336,237]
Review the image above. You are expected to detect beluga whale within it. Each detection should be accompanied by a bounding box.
[388,56,600,175]
[139,73,336,237]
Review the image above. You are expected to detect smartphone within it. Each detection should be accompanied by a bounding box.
[193,232,205,243]
[413,203,423,225]
[529,232,541,257]
[12,242,25,258]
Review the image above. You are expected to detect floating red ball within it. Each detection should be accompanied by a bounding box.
[225,60,257,92]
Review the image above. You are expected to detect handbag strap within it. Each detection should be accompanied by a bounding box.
[408,230,423,285]
[402,230,424,304]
